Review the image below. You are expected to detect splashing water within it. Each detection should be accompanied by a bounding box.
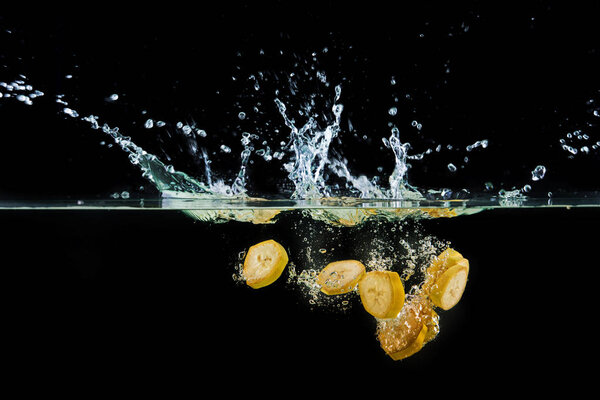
[53,72,421,209]
[2,36,599,220]
[275,85,344,199]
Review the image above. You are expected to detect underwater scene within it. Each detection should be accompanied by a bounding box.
[1,1,599,389]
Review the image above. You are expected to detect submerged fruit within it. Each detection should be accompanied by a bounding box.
[377,295,438,360]
[242,239,289,289]
[316,260,366,295]
[423,248,469,310]
[358,270,405,319]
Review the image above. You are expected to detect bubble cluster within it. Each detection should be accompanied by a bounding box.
[0,77,44,105]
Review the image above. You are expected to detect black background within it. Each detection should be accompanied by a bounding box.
[1,1,600,198]
[1,1,600,394]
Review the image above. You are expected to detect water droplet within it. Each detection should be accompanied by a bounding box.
[121,191,130,199]
[107,94,119,101]
[447,163,457,172]
[238,112,246,120]
[220,145,232,153]
[388,107,397,116]
[144,119,154,129]
[531,165,546,181]
[16,94,32,105]
[63,107,79,118]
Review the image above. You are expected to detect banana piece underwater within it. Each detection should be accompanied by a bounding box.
[240,239,469,362]
[317,260,366,295]
[243,239,289,289]
[423,248,470,310]
[358,270,405,319]
[377,295,439,360]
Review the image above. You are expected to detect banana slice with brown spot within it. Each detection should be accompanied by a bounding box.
[316,260,366,295]
[242,239,289,289]
[358,270,405,319]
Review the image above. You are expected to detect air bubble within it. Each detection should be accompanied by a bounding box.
[411,121,422,131]
[531,165,546,181]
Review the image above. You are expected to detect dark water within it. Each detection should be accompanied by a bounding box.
[2,207,598,390]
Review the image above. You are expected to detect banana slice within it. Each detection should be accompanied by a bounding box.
[389,324,428,361]
[429,260,469,310]
[377,295,437,360]
[242,240,289,289]
[316,260,366,295]
[423,248,469,310]
[358,271,405,319]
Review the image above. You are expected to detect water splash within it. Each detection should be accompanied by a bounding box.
[275,84,344,199]
[85,115,214,195]
[383,126,412,199]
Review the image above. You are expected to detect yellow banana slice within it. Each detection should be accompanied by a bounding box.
[242,240,289,289]
[316,260,366,295]
[389,324,428,361]
[358,270,405,319]
[423,248,469,310]
[429,260,469,310]
[377,295,437,360]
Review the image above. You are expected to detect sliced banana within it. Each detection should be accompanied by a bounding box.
[377,295,437,360]
[429,260,469,310]
[316,260,366,295]
[242,239,289,289]
[358,270,405,319]
[423,248,469,310]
